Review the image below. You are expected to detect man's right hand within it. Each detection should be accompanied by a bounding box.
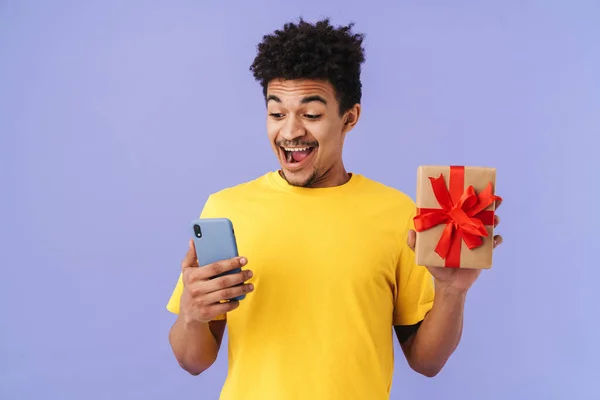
[179,240,254,324]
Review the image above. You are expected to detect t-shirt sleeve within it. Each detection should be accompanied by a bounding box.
[165,195,226,321]
[393,204,435,326]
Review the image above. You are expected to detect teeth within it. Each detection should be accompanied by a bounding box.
[283,147,309,152]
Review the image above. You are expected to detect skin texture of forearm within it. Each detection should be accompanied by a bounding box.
[169,316,220,375]
[404,283,467,377]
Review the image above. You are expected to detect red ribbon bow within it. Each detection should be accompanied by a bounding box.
[414,166,502,267]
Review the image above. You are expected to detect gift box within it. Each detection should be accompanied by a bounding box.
[413,165,502,269]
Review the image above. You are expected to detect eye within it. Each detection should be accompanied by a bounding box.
[304,114,322,120]
[269,113,284,119]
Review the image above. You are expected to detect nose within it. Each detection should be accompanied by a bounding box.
[280,115,305,141]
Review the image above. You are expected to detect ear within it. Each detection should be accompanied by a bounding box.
[342,104,361,133]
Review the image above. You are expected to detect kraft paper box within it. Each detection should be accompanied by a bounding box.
[413,165,502,269]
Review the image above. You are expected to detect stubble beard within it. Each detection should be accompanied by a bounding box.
[280,167,320,188]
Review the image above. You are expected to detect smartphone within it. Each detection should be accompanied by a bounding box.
[191,217,246,301]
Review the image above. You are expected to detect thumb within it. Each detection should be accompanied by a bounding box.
[407,229,416,251]
[181,239,199,271]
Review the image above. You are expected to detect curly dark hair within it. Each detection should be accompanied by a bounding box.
[249,18,366,115]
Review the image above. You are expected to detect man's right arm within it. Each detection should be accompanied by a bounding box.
[169,318,226,375]
[167,240,254,375]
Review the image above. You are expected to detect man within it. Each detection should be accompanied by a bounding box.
[166,18,502,400]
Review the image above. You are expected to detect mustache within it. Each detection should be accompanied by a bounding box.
[276,140,319,148]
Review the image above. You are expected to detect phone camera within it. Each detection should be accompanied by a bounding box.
[193,224,202,238]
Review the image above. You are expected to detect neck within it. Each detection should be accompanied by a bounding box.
[308,161,350,188]
[278,160,351,189]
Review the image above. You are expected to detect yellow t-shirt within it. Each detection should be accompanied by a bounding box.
[166,171,434,400]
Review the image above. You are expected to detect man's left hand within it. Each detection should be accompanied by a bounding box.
[407,200,503,293]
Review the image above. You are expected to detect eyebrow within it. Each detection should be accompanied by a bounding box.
[267,94,328,105]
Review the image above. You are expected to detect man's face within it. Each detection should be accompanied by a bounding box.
[266,79,359,188]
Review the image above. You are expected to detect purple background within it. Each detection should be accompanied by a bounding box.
[1,1,598,399]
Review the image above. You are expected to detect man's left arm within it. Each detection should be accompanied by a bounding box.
[391,204,475,378]
[395,284,466,377]
[394,205,502,377]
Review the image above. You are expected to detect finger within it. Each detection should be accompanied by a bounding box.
[203,283,254,304]
[181,239,199,271]
[198,256,248,280]
[493,235,503,248]
[205,270,253,294]
[209,300,241,315]
[494,215,500,227]
[407,229,416,251]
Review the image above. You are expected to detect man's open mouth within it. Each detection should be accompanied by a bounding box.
[282,147,315,164]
